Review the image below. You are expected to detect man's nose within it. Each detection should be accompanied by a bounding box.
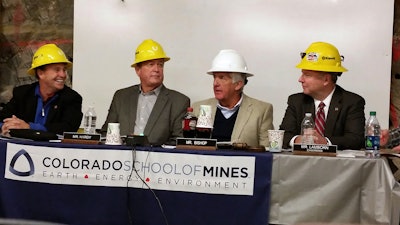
[60,70,67,77]
[298,74,304,83]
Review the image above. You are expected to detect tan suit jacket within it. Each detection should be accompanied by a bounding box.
[193,94,274,147]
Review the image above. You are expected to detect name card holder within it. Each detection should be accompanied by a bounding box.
[293,143,337,157]
[176,138,217,151]
[62,132,101,145]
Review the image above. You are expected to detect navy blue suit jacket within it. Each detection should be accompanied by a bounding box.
[0,82,83,134]
[279,85,365,150]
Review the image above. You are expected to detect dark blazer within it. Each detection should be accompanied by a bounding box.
[101,84,190,145]
[0,82,83,134]
[279,85,365,150]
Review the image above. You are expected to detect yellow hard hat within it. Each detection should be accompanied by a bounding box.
[131,39,170,67]
[27,44,72,76]
[296,42,347,73]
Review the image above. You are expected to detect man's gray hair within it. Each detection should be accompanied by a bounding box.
[230,72,247,92]
[231,72,246,84]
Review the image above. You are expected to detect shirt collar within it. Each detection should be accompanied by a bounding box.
[34,84,59,102]
[217,95,243,111]
[314,87,335,110]
[139,85,161,96]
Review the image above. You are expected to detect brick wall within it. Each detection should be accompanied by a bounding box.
[0,0,73,105]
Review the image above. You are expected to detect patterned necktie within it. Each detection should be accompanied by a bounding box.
[315,102,326,136]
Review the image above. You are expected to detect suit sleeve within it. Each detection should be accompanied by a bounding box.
[101,91,120,132]
[169,94,190,140]
[327,96,365,150]
[0,93,18,121]
[279,96,302,149]
[46,90,83,134]
[0,85,36,126]
[259,104,274,147]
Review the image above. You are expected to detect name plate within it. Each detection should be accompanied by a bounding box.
[293,143,337,156]
[62,132,101,145]
[176,138,217,151]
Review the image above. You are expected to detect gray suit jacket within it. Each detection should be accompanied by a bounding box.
[193,94,274,147]
[101,84,190,145]
[279,85,365,150]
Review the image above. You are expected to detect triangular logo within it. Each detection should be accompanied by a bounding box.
[9,149,35,176]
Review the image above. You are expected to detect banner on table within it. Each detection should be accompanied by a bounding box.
[4,142,255,195]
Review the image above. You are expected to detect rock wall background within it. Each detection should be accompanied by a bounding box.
[0,0,73,108]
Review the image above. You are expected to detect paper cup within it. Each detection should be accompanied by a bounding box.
[105,123,122,145]
[195,105,213,139]
[267,130,284,152]
[196,105,213,128]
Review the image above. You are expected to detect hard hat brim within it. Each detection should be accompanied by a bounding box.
[27,61,73,76]
[130,57,170,68]
[296,63,348,73]
[206,69,254,77]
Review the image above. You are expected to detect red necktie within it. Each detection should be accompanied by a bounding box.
[315,102,326,136]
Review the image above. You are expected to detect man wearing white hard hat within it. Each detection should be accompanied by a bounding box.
[192,49,274,147]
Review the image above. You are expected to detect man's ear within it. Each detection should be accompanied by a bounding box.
[235,80,245,91]
[36,68,44,79]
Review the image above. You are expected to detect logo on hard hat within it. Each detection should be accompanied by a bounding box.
[322,56,335,60]
[306,52,319,62]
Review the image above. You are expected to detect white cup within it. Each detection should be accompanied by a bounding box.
[196,105,213,128]
[105,123,122,145]
[267,130,285,152]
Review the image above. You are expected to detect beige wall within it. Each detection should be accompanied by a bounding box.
[73,0,393,129]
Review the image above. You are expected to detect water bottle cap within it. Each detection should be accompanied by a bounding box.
[305,112,312,117]
[369,111,376,116]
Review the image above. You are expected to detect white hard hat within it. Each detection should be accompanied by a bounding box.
[207,49,253,77]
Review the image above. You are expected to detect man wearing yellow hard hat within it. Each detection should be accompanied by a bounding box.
[0,44,83,135]
[101,39,190,145]
[279,42,365,150]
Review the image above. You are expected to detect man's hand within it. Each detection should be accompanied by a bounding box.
[380,129,389,147]
[293,130,328,145]
[1,115,30,135]
[313,131,328,145]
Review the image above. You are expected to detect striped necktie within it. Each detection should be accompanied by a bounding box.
[315,102,326,136]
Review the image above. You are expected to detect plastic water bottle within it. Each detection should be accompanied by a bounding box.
[301,112,315,145]
[365,111,380,158]
[182,107,197,138]
[84,106,97,134]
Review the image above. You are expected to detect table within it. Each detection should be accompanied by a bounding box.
[0,139,273,225]
[269,153,400,224]
[1,138,399,225]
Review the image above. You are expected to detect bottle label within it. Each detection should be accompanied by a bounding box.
[183,119,197,130]
[91,116,97,127]
[84,115,97,134]
[365,136,380,150]
[189,120,196,130]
